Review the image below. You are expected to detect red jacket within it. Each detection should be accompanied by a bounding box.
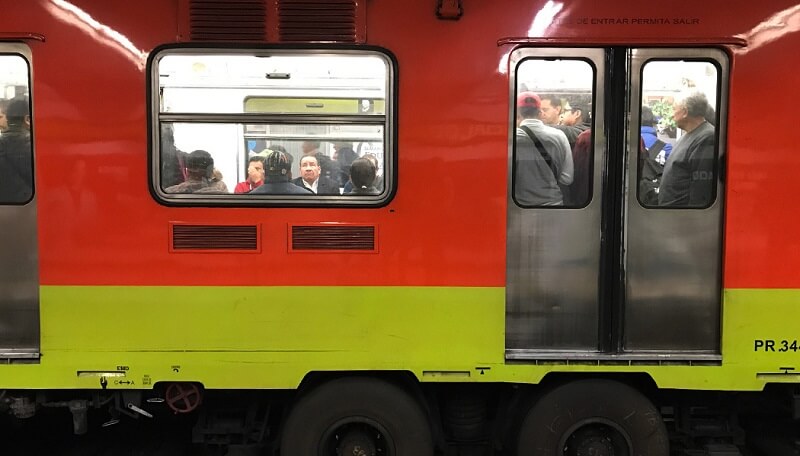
[233,180,263,194]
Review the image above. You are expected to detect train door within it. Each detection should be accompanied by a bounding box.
[506,47,728,360]
[0,44,39,359]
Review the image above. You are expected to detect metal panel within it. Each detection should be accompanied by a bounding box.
[506,48,605,352]
[0,204,39,358]
[624,48,728,353]
[0,44,39,359]
[172,224,259,251]
[190,0,266,41]
[278,0,359,43]
[291,224,376,251]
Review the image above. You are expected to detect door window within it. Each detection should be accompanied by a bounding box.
[0,54,33,205]
[513,59,595,208]
[637,60,720,208]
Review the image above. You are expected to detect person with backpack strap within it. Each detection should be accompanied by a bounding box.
[514,92,573,206]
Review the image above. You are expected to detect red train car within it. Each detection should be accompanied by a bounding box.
[1,0,800,454]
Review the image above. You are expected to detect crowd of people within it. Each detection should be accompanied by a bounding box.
[514,92,589,206]
[162,137,383,196]
[161,89,716,205]
[514,91,716,208]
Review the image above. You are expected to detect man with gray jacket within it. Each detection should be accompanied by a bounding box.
[514,92,573,206]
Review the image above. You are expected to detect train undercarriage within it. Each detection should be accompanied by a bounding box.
[2,375,799,456]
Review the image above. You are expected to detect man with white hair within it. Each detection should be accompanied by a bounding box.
[658,92,716,207]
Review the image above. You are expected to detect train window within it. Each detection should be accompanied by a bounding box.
[151,49,393,205]
[638,60,719,208]
[0,54,33,204]
[513,58,594,208]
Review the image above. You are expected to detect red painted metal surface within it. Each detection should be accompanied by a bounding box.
[2,0,799,288]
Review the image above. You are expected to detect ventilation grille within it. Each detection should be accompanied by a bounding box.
[278,0,358,42]
[292,225,375,251]
[190,0,266,41]
[172,225,259,251]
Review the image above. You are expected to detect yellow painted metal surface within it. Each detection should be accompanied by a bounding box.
[0,287,797,392]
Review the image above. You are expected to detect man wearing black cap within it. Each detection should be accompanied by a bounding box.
[514,91,573,206]
[0,97,33,203]
[250,150,313,195]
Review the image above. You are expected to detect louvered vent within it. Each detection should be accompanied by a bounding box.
[172,225,259,251]
[292,225,375,251]
[278,0,358,42]
[190,0,266,41]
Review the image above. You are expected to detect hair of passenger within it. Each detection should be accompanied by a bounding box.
[6,97,30,125]
[679,92,711,118]
[265,150,292,176]
[248,155,266,165]
[640,105,657,127]
[569,102,589,123]
[518,105,540,119]
[300,154,319,166]
[0,98,9,113]
[350,158,376,189]
[541,95,562,109]
[186,150,214,178]
[336,146,358,166]
[363,153,379,169]
[270,144,287,154]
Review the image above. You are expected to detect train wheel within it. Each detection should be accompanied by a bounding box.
[280,377,433,456]
[516,379,668,456]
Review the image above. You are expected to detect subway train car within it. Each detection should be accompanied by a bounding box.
[1,0,800,454]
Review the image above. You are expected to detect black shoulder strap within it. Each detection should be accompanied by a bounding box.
[647,139,666,160]
[520,125,559,180]
[640,138,666,183]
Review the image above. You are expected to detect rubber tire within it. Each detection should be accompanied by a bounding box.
[517,379,669,456]
[280,377,434,456]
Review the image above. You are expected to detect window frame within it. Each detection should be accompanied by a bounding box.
[509,50,602,210]
[147,44,397,207]
[0,46,35,206]
[630,48,729,210]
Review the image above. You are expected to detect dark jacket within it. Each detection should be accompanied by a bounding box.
[348,185,379,195]
[0,129,33,203]
[315,153,341,187]
[292,176,340,195]
[250,178,314,195]
[658,122,715,207]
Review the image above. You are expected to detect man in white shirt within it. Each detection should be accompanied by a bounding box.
[292,155,340,195]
